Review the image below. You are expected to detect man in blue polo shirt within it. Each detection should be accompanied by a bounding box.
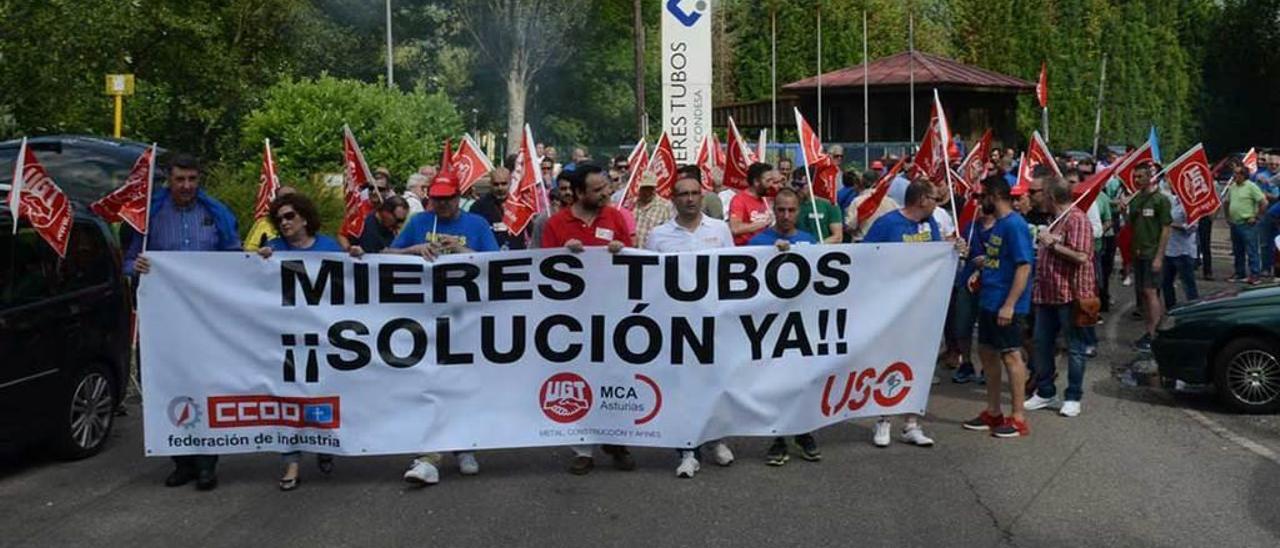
[746,187,816,248]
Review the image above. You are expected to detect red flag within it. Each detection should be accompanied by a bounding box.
[695,135,716,193]
[1070,158,1119,213]
[723,117,756,191]
[253,139,280,220]
[711,132,726,170]
[856,157,906,223]
[340,125,375,239]
[1113,141,1155,193]
[1036,61,1048,109]
[908,117,937,182]
[648,132,678,200]
[1013,153,1031,196]
[503,124,540,235]
[1163,144,1221,226]
[957,186,981,236]
[793,108,839,203]
[1242,147,1258,176]
[9,140,73,257]
[439,138,455,178]
[959,129,993,189]
[617,140,649,211]
[1028,130,1061,177]
[453,134,495,194]
[91,143,155,233]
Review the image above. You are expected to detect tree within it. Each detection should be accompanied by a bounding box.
[457,0,588,151]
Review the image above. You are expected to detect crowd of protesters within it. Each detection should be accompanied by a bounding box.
[126,142,1280,492]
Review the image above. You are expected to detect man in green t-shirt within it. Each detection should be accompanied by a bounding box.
[1123,163,1170,351]
[1224,161,1269,283]
[793,166,845,244]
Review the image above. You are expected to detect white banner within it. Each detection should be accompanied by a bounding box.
[141,244,954,456]
[661,0,714,164]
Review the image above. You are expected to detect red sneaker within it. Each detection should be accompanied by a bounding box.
[961,410,1004,431]
[992,417,1030,438]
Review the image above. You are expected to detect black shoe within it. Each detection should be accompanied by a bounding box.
[568,456,594,475]
[196,469,218,491]
[795,434,822,462]
[601,444,636,471]
[1133,334,1152,352]
[765,438,789,466]
[164,467,196,487]
[316,455,334,475]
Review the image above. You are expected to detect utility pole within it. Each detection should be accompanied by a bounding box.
[634,0,645,139]
[386,0,394,88]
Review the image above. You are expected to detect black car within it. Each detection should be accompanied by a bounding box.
[0,135,166,205]
[0,207,132,458]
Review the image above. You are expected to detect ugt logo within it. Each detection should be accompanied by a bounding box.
[666,0,707,27]
[540,372,592,424]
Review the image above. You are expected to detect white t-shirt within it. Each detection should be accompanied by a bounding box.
[644,216,735,252]
[717,189,737,216]
[1086,201,1103,240]
[932,206,956,238]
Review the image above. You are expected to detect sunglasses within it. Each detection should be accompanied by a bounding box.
[276,211,298,222]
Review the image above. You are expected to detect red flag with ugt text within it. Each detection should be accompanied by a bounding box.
[10,141,73,257]
[723,117,756,191]
[711,132,727,171]
[253,139,280,220]
[959,129,993,190]
[454,134,495,194]
[1036,61,1048,109]
[1028,130,1061,177]
[855,157,906,224]
[91,143,155,233]
[1113,140,1154,194]
[341,125,375,239]
[648,132,678,200]
[793,107,839,203]
[695,135,716,193]
[1013,153,1031,196]
[618,140,649,211]
[502,124,540,236]
[1242,147,1258,176]
[1164,144,1221,226]
[1071,157,1120,214]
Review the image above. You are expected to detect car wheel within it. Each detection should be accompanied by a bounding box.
[1214,337,1280,414]
[53,363,117,459]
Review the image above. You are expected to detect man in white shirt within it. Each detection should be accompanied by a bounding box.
[643,176,735,477]
[403,173,428,215]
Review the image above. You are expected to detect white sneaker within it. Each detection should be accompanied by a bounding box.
[1122,275,1133,287]
[900,425,935,447]
[873,418,892,447]
[403,458,440,485]
[457,452,480,476]
[1024,394,1061,411]
[1059,401,1082,417]
[675,451,700,478]
[708,442,734,466]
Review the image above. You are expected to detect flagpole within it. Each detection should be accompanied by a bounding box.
[908,12,916,149]
[1043,107,1049,145]
[9,137,26,234]
[1091,54,1107,158]
[862,10,870,168]
[799,151,825,243]
[816,3,823,142]
[936,90,959,235]
[770,7,777,155]
[141,143,156,252]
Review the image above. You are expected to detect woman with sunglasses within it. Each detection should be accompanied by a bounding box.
[257,192,347,490]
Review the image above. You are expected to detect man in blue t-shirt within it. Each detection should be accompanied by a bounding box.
[374,173,499,259]
[862,179,942,244]
[746,188,817,249]
[962,177,1035,439]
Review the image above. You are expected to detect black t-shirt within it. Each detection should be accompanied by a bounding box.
[357,212,396,253]
[469,194,527,250]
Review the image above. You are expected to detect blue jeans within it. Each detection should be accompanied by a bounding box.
[1260,218,1277,274]
[1230,222,1261,278]
[1161,255,1200,309]
[1032,304,1089,402]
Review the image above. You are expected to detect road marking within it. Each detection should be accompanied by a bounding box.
[1181,408,1280,466]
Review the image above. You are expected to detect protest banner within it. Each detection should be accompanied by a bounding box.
[141,244,955,456]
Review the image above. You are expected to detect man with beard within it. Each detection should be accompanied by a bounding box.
[468,167,526,251]
[729,162,780,246]
[540,163,636,476]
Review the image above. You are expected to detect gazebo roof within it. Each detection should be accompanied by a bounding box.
[782,51,1034,93]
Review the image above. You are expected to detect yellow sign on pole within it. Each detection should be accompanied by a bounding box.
[105,74,135,138]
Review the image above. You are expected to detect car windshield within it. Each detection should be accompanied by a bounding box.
[0,140,162,205]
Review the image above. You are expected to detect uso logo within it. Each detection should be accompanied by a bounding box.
[820,362,915,416]
[540,372,592,423]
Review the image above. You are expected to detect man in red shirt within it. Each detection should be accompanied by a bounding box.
[539,163,635,475]
[728,162,781,245]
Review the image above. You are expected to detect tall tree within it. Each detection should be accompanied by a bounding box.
[458,0,588,151]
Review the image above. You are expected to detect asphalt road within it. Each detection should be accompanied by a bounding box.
[3,236,1279,548]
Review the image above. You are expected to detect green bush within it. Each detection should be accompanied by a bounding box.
[204,76,463,239]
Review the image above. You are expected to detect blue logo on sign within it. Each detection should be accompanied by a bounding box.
[303,404,333,424]
[666,0,706,27]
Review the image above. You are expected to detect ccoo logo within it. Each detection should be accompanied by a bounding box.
[540,372,592,423]
[167,396,202,429]
[666,0,706,27]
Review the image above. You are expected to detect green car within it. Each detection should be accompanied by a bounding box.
[1153,285,1280,413]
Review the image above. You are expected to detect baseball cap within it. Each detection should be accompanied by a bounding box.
[828,144,844,156]
[637,172,657,188]
[428,173,460,198]
[1010,183,1028,197]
